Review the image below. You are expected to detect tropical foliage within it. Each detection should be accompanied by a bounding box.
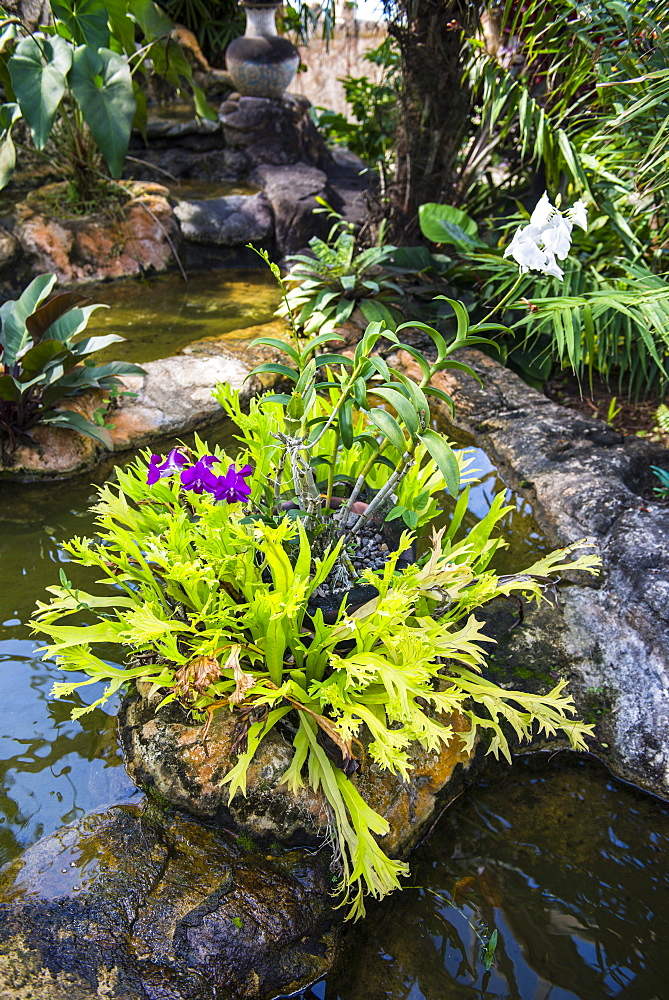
[0,273,144,457]
[31,431,598,919]
[0,0,216,202]
[449,0,669,394]
[276,206,410,334]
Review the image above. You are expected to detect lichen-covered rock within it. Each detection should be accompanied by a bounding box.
[0,801,336,999]
[118,687,477,858]
[14,182,178,284]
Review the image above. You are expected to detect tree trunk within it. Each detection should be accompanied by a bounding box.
[384,0,476,242]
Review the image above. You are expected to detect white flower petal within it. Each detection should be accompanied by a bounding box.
[541,216,573,259]
[529,192,555,229]
[543,251,564,281]
[505,229,549,270]
[567,199,588,230]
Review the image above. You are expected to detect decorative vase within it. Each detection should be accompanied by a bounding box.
[225,1,300,99]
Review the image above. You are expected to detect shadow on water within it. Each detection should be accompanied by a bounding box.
[304,754,669,1000]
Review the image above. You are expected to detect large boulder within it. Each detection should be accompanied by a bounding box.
[118,686,477,859]
[398,348,669,798]
[0,801,337,1000]
[174,194,273,246]
[252,163,330,255]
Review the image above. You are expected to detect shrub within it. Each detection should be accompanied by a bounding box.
[0,273,144,458]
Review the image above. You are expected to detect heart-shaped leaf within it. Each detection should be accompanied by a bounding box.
[9,35,72,149]
[70,45,135,177]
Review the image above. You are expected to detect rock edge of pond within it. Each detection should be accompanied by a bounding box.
[401,347,669,800]
[0,319,285,481]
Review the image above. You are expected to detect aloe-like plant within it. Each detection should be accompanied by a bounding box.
[31,434,599,919]
[276,203,421,336]
[0,273,144,457]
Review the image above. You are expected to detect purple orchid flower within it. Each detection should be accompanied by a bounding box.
[180,455,221,494]
[207,463,253,503]
[146,449,188,485]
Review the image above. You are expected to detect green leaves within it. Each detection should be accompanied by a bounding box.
[9,35,72,149]
[418,203,484,250]
[0,102,21,189]
[0,272,143,446]
[70,45,135,177]
[418,428,460,497]
[52,0,111,48]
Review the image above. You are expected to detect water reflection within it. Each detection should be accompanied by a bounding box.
[317,755,669,1000]
[83,268,281,364]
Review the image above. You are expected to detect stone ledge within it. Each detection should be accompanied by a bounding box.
[398,348,669,798]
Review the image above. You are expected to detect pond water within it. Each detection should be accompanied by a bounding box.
[1,433,667,1000]
[82,268,281,364]
[311,753,669,1000]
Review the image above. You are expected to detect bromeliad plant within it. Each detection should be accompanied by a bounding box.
[0,273,144,457]
[31,435,599,919]
[276,203,417,335]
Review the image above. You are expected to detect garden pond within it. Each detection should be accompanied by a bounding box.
[0,275,667,997]
[2,434,668,999]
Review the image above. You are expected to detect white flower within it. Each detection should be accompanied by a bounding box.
[567,199,588,231]
[504,193,588,281]
[542,252,565,280]
[504,226,549,271]
[541,215,573,259]
[529,191,555,229]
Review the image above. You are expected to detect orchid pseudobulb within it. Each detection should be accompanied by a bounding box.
[504,193,588,281]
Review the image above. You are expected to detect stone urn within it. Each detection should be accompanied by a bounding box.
[225,0,300,99]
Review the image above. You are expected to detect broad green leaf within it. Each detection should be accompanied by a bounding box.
[26,291,90,341]
[45,302,107,343]
[0,132,15,189]
[19,338,71,375]
[70,332,124,355]
[52,0,111,48]
[40,409,113,448]
[9,35,72,149]
[0,373,21,401]
[339,398,354,449]
[104,0,136,54]
[418,203,484,249]
[419,428,460,497]
[1,273,57,367]
[249,361,299,383]
[70,45,135,178]
[367,407,406,454]
[0,101,20,186]
[192,83,217,123]
[130,0,173,39]
[371,387,419,436]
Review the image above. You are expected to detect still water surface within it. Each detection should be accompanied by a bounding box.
[82,268,281,364]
